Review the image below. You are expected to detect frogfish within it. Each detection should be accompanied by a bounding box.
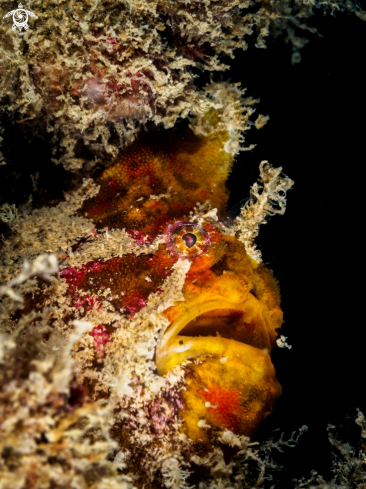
[0,85,293,486]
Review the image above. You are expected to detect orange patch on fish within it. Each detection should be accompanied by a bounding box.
[201,385,242,433]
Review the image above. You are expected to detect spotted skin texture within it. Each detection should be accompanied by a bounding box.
[179,351,281,443]
[201,385,242,433]
[81,130,233,238]
[61,248,176,317]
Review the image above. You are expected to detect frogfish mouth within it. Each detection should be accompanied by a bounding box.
[156,221,283,441]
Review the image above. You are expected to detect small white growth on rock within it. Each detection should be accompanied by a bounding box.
[53,320,95,394]
[0,336,16,364]
[255,114,270,129]
[11,254,59,285]
[161,457,192,489]
[178,432,188,443]
[0,203,19,223]
[220,357,228,364]
[190,82,257,156]
[190,201,219,225]
[198,419,211,429]
[191,448,234,482]
[219,430,250,450]
[0,253,59,302]
[276,335,292,349]
[150,187,172,201]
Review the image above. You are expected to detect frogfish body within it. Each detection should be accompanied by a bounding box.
[59,106,287,447]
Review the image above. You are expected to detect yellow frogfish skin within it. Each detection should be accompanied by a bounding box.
[157,235,282,441]
[65,108,287,448]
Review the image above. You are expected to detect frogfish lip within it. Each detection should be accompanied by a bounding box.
[156,293,273,375]
[156,293,282,439]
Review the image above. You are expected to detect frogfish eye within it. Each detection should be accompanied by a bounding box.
[182,233,196,248]
[164,221,211,259]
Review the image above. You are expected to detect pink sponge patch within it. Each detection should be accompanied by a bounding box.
[91,324,111,354]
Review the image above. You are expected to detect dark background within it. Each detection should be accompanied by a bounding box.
[0,8,365,484]
[226,9,366,484]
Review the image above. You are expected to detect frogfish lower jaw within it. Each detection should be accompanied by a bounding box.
[156,293,282,441]
[156,293,272,374]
